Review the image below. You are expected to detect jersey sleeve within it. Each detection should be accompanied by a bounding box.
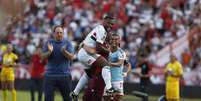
[95,25,106,44]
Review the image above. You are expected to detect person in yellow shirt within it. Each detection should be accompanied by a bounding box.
[165,54,183,101]
[1,44,18,101]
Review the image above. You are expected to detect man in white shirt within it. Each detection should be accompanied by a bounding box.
[71,16,117,101]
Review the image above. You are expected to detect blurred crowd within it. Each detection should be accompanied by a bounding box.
[0,0,201,85]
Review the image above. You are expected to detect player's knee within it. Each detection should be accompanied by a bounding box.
[92,56,109,68]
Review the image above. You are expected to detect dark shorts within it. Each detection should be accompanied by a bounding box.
[43,75,72,101]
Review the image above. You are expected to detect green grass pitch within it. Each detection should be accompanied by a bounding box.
[0,90,200,101]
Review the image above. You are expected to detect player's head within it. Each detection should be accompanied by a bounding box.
[53,25,64,41]
[110,33,120,48]
[170,54,177,63]
[103,15,115,32]
[7,44,13,53]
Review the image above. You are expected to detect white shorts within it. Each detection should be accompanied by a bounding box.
[103,81,124,96]
[77,48,100,69]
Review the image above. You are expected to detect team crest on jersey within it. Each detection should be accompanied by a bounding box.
[87,59,93,65]
[101,35,106,41]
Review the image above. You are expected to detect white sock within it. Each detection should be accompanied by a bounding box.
[73,73,90,95]
[102,66,112,89]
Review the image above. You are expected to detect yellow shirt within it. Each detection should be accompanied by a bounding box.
[165,61,183,82]
[1,52,18,81]
[2,52,18,68]
[165,60,183,100]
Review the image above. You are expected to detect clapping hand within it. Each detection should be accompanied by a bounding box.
[167,68,174,76]
[48,43,53,52]
[61,44,67,53]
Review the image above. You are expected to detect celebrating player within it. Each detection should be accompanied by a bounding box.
[1,44,18,101]
[71,16,117,100]
[165,54,183,101]
[103,33,131,101]
[82,36,110,101]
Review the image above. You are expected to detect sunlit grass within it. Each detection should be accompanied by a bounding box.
[0,90,199,101]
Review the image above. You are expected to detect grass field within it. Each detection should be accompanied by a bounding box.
[0,91,200,101]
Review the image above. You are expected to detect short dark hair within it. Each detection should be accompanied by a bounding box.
[111,33,119,37]
[53,25,63,33]
[104,15,115,20]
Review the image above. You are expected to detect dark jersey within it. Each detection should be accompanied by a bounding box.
[139,61,150,80]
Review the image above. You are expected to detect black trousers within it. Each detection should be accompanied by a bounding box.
[30,78,43,101]
[140,78,150,101]
[43,75,72,101]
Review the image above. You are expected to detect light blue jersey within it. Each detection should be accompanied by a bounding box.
[109,48,126,82]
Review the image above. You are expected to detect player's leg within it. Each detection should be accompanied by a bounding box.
[44,76,55,101]
[92,56,113,91]
[36,78,43,101]
[57,75,72,101]
[77,49,113,93]
[30,78,36,101]
[7,71,16,101]
[2,82,8,101]
[73,73,90,95]
[1,72,8,101]
[82,74,105,101]
[72,48,95,96]
[103,81,124,101]
[112,81,124,101]
[166,85,175,101]
[7,80,16,101]
[71,48,97,98]
[166,82,179,101]
[140,79,149,101]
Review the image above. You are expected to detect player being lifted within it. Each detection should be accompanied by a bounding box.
[103,33,131,101]
[71,16,117,100]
